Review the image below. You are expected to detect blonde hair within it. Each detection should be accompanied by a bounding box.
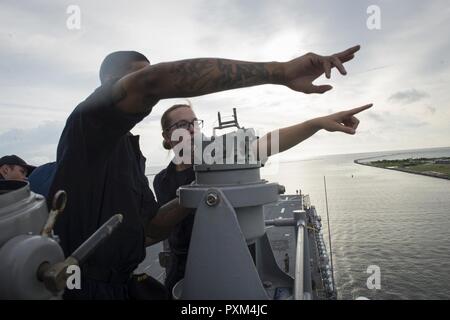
[161,101,193,150]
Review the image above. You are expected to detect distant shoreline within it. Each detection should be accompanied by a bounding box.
[354,158,450,181]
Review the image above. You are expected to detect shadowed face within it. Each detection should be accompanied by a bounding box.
[0,165,27,181]
[163,107,202,150]
[102,60,150,83]
[162,107,204,167]
[128,60,150,74]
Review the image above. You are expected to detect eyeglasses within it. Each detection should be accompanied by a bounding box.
[165,119,204,132]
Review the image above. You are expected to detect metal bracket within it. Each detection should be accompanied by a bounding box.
[181,188,268,300]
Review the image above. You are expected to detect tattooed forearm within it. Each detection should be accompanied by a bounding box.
[217,61,269,89]
[114,58,284,113]
[166,58,285,96]
[169,59,217,92]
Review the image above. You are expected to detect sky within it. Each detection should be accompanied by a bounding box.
[0,0,449,167]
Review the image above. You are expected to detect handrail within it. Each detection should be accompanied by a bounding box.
[294,223,305,299]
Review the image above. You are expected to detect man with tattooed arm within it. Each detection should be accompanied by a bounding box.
[49,46,361,299]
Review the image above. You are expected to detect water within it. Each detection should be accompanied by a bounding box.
[147,147,450,300]
[261,147,450,300]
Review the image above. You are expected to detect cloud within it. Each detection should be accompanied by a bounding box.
[1,0,450,164]
[426,105,436,114]
[0,121,64,165]
[388,89,430,104]
[367,111,385,122]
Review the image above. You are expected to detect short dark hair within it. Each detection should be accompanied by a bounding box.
[99,51,149,84]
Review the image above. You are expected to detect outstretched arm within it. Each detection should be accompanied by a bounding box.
[114,45,361,114]
[255,104,373,163]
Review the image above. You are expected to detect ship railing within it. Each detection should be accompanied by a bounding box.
[265,213,312,300]
[294,221,305,299]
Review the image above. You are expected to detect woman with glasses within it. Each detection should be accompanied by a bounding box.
[153,102,373,294]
